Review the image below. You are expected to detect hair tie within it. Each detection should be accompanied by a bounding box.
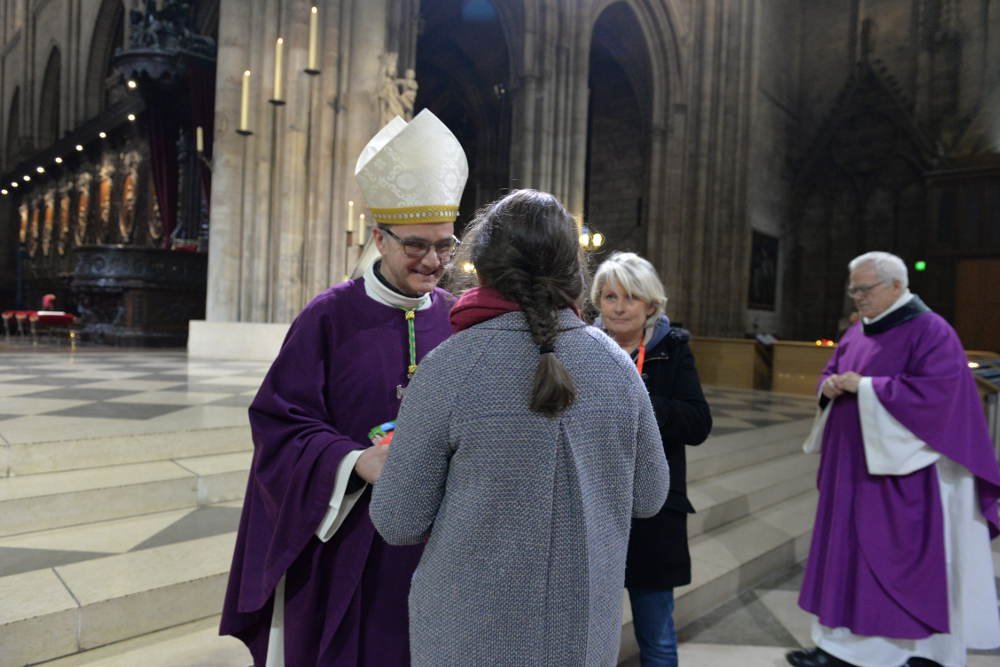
[539,343,555,355]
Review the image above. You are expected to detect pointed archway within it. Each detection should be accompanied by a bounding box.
[38,47,61,147]
[584,2,653,258]
[83,0,125,119]
[6,87,20,167]
[415,0,512,232]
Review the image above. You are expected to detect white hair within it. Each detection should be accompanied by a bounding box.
[590,252,668,324]
[848,251,908,289]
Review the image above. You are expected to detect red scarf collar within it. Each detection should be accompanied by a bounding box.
[449,286,583,333]
[450,286,522,332]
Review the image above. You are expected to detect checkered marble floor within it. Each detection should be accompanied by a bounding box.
[0,342,269,445]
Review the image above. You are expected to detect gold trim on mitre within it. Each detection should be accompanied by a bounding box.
[368,204,460,225]
[355,110,468,226]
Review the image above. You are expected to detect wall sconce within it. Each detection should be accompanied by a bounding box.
[579,225,605,251]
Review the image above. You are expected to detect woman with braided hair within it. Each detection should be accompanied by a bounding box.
[370,189,669,666]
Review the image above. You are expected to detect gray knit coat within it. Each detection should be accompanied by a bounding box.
[370,309,670,667]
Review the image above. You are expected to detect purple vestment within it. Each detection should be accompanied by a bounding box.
[799,309,1000,639]
[220,278,454,666]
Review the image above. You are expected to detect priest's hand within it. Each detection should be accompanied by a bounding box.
[355,444,390,484]
[836,371,862,393]
[821,375,844,399]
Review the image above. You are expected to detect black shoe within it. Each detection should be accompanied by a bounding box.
[785,647,856,667]
[906,659,944,667]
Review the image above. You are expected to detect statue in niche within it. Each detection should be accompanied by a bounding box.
[98,159,115,243]
[399,69,418,118]
[118,151,142,243]
[377,53,418,124]
[28,199,40,258]
[42,190,55,257]
[58,181,73,255]
[18,202,28,245]
[75,172,93,247]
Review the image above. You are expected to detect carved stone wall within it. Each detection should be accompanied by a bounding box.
[787,0,1000,339]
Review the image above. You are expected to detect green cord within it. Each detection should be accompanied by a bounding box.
[404,309,417,378]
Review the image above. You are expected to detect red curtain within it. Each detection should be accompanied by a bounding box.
[144,87,179,248]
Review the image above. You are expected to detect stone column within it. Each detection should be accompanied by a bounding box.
[662,0,755,337]
[206,0,392,324]
[205,0,256,321]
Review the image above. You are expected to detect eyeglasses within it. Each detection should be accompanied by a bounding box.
[380,226,461,262]
[846,281,886,297]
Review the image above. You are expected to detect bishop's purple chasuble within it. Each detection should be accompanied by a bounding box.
[220,278,454,666]
[799,307,1000,640]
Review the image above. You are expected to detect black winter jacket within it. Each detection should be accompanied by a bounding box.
[622,316,712,589]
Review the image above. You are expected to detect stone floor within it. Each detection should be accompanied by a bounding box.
[0,340,997,667]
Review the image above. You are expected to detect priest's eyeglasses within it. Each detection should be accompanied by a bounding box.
[846,281,886,297]
[380,226,461,262]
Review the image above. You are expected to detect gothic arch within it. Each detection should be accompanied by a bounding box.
[572,0,687,119]
[584,1,653,255]
[6,87,20,167]
[415,0,514,225]
[38,46,61,147]
[83,0,125,119]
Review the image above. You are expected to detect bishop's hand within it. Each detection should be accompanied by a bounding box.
[355,444,390,484]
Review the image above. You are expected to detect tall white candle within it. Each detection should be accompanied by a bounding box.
[239,70,251,131]
[308,7,319,71]
[273,38,284,100]
[195,126,204,153]
[347,200,354,232]
[359,213,366,245]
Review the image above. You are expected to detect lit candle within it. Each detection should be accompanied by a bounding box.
[308,6,319,71]
[358,213,366,245]
[273,38,284,101]
[195,126,204,153]
[239,70,251,132]
[347,200,354,232]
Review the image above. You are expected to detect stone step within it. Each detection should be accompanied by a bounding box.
[678,490,816,627]
[687,417,814,483]
[3,440,818,666]
[618,489,818,661]
[14,487,819,667]
[3,425,252,477]
[0,452,251,537]
[28,616,249,667]
[0,533,237,667]
[687,450,818,539]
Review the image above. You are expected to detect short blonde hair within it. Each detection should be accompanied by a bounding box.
[590,252,668,324]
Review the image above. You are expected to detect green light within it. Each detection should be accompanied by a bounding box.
[914,260,927,272]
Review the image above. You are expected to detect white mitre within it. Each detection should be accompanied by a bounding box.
[354,109,469,225]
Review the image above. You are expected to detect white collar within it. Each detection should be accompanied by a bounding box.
[363,261,433,311]
[863,289,914,324]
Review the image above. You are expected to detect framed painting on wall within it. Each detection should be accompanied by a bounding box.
[748,230,778,310]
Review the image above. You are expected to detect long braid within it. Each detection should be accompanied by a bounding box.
[522,282,575,415]
[458,189,585,417]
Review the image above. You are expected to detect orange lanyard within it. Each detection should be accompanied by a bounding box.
[635,335,646,375]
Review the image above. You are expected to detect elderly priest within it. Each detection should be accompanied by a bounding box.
[220,109,468,666]
[787,251,1000,667]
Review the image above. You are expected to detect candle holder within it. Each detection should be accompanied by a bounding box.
[268,98,286,106]
[236,128,253,136]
